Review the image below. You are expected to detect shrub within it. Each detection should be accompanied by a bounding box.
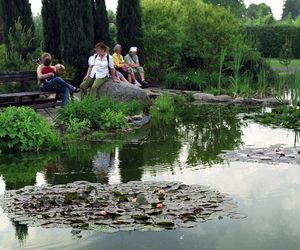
[0,107,60,152]
[100,109,128,130]
[244,25,300,58]
[150,95,175,122]
[183,2,244,71]
[56,97,143,132]
[66,118,91,134]
[142,0,185,80]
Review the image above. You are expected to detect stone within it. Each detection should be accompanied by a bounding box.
[97,80,151,107]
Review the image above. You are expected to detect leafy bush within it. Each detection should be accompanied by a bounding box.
[142,0,185,80]
[56,97,143,132]
[0,19,40,72]
[150,95,175,122]
[66,118,91,134]
[100,109,128,130]
[0,107,60,152]
[183,2,244,71]
[244,25,300,58]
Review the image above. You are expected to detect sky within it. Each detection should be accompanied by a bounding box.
[29,0,284,19]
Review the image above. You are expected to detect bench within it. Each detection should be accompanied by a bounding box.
[0,71,61,108]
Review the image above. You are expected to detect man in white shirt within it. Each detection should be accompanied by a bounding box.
[80,42,117,98]
[125,47,148,87]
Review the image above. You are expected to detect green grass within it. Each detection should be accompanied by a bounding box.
[266,58,300,68]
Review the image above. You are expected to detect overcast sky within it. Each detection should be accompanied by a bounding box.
[29,0,284,19]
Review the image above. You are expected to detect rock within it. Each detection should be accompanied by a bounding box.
[193,93,233,103]
[262,98,289,106]
[233,98,263,105]
[132,116,151,127]
[98,80,151,107]
[193,93,217,102]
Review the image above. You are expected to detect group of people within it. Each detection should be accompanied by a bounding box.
[36,42,148,106]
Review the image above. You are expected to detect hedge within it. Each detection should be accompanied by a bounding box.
[244,25,300,58]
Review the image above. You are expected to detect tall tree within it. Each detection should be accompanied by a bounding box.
[42,0,61,60]
[282,0,300,20]
[203,0,246,18]
[0,0,35,49]
[93,0,111,46]
[116,0,144,63]
[246,3,273,20]
[58,0,94,79]
[0,16,3,44]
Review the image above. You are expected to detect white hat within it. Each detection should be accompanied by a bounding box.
[129,47,138,53]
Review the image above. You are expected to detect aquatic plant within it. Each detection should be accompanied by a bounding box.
[56,97,143,132]
[0,107,60,152]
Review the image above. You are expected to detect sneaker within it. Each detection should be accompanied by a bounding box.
[141,80,149,88]
[134,81,142,87]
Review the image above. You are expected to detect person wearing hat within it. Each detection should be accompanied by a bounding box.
[125,47,148,87]
[113,44,141,87]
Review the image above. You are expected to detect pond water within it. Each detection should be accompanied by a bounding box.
[0,105,300,250]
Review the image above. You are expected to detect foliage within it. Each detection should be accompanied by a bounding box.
[141,0,184,80]
[282,0,300,20]
[58,0,94,79]
[33,15,44,47]
[244,25,300,58]
[0,0,35,51]
[278,38,294,69]
[117,0,144,63]
[150,95,175,122]
[142,0,245,79]
[246,3,273,20]
[93,0,111,46]
[203,0,246,18]
[0,107,60,152]
[66,118,91,134]
[251,106,300,130]
[183,2,243,72]
[165,70,209,91]
[0,19,38,71]
[56,97,143,132]
[100,109,127,130]
[42,0,61,60]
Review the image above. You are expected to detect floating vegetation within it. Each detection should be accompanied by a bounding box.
[220,146,300,165]
[246,106,300,130]
[0,181,246,233]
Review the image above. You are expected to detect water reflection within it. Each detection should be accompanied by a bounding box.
[0,105,300,249]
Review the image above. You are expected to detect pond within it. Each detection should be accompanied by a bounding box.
[0,105,299,250]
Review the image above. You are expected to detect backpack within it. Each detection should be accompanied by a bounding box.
[94,54,112,77]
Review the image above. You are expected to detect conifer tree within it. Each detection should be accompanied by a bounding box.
[0,0,35,49]
[42,0,61,60]
[116,0,144,63]
[93,0,111,46]
[58,0,94,79]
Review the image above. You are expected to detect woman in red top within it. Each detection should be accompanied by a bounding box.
[37,53,79,106]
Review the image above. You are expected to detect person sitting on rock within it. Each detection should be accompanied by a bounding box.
[80,42,117,99]
[113,44,141,87]
[37,53,79,107]
[125,47,148,87]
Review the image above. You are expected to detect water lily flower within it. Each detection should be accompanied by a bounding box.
[99,210,107,216]
[156,203,164,209]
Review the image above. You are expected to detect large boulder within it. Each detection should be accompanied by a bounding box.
[98,80,151,107]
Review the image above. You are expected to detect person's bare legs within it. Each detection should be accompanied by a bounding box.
[121,77,129,83]
[127,74,132,83]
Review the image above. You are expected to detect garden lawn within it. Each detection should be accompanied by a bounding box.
[266,58,300,69]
